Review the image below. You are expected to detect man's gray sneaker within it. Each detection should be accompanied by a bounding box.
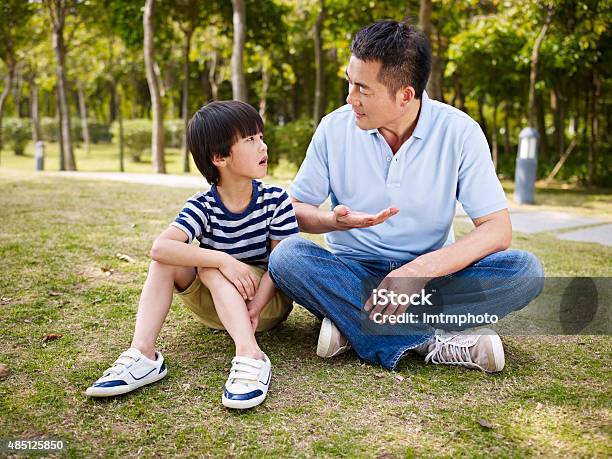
[415,328,505,373]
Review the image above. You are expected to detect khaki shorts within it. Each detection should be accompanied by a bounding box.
[175,265,293,332]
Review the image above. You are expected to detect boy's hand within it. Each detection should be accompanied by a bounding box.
[219,256,260,300]
[246,299,264,332]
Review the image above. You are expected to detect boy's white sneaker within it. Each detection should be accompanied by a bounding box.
[85,347,167,397]
[317,318,351,358]
[222,353,271,409]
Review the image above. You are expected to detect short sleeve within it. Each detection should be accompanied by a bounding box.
[170,195,208,244]
[289,122,331,206]
[269,191,299,240]
[456,124,508,219]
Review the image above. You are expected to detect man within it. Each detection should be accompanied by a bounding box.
[268,20,544,372]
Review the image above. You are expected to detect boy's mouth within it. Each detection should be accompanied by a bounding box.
[259,156,268,166]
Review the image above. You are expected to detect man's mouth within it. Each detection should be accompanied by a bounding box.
[353,110,365,119]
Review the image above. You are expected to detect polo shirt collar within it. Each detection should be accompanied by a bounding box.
[365,90,432,139]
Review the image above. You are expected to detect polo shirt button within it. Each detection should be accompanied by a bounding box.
[386,157,391,162]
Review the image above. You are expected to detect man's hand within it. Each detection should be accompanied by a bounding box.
[218,256,260,300]
[332,205,399,230]
[363,266,432,320]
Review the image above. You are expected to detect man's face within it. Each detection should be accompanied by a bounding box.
[345,56,404,131]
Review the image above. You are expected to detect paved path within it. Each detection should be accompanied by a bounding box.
[45,171,612,247]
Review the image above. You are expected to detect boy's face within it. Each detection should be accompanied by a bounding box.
[218,132,268,182]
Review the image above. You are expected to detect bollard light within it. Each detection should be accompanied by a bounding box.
[35,141,45,171]
[514,127,539,204]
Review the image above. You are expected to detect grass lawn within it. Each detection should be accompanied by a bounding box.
[0,167,610,457]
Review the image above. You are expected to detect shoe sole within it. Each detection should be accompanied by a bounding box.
[481,328,505,372]
[85,368,168,397]
[222,392,267,409]
[317,318,350,358]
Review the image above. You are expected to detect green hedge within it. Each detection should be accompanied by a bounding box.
[39,117,111,143]
[3,118,31,155]
[264,117,314,168]
[110,119,187,161]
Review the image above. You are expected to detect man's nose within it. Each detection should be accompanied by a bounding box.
[346,85,360,106]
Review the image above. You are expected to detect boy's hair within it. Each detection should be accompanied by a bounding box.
[187,100,264,185]
[350,20,431,100]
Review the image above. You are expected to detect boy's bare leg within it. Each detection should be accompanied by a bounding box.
[198,268,264,360]
[130,260,197,360]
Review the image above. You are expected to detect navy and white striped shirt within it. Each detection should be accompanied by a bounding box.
[171,180,299,267]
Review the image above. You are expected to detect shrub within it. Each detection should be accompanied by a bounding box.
[3,118,32,155]
[164,119,185,148]
[265,117,314,168]
[39,117,111,143]
[110,119,151,162]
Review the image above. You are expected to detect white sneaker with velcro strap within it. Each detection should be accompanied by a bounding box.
[222,353,271,409]
[85,347,168,397]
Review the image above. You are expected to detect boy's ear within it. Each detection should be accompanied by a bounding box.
[211,153,227,168]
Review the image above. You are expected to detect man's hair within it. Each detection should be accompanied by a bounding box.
[187,100,264,185]
[350,20,432,99]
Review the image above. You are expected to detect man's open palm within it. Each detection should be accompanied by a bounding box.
[333,205,399,229]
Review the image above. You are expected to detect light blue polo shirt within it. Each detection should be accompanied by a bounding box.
[290,91,508,261]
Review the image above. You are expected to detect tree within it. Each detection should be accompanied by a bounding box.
[45,0,79,171]
[0,0,34,159]
[313,0,327,124]
[231,0,247,101]
[143,0,165,173]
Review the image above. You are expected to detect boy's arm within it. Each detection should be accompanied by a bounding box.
[150,226,260,300]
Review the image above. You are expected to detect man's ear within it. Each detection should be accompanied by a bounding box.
[211,153,227,168]
[398,86,416,106]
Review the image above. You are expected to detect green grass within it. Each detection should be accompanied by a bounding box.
[0,169,611,457]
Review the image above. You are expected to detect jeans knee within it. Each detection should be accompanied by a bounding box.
[517,250,545,278]
[513,250,545,300]
[269,237,310,277]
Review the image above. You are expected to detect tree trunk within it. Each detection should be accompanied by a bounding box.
[503,100,511,157]
[588,69,599,186]
[313,0,326,124]
[528,5,553,126]
[477,95,489,144]
[77,81,90,157]
[231,0,247,102]
[181,26,193,173]
[419,0,432,38]
[143,0,166,173]
[535,92,548,158]
[419,0,441,100]
[51,5,76,171]
[113,83,124,172]
[30,77,42,142]
[491,98,498,170]
[259,53,270,123]
[551,86,565,161]
[55,84,65,170]
[208,50,219,100]
[0,63,15,158]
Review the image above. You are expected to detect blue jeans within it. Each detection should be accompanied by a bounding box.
[268,237,544,370]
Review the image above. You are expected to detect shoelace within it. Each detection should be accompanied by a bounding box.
[102,353,138,378]
[424,333,475,367]
[228,357,263,387]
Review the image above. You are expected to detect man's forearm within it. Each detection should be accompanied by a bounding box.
[404,213,512,278]
[149,239,230,268]
[293,201,337,233]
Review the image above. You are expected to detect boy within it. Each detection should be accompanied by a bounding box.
[86,100,299,409]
